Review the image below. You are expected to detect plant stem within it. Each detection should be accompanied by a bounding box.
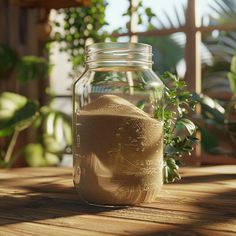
[4,130,20,164]
[6,148,24,169]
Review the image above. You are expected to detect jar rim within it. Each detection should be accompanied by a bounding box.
[85,42,152,53]
[85,42,153,68]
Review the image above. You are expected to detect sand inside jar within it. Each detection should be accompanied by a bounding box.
[75,95,163,206]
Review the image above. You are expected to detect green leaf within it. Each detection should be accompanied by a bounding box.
[53,0,107,69]
[145,7,154,17]
[0,100,39,132]
[176,118,196,135]
[0,44,18,79]
[166,157,178,169]
[43,134,65,153]
[16,56,49,83]
[200,128,219,152]
[163,158,181,183]
[45,152,61,166]
[136,100,145,110]
[0,127,13,137]
[227,72,236,94]
[0,92,38,135]
[0,109,15,121]
[0,92,27,121]
[139,36,184,75]
[193,93,225,124]
[25,143,47,167]
[230,56,236,73]
[24,143,60,167]
[42,110,72,153]
[138,15,142,25]
[63,121,72,145]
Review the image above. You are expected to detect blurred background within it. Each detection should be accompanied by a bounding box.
[0,0,236,168]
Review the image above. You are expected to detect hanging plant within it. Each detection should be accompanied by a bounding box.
[52,0,107,69]
[0,44,18,80]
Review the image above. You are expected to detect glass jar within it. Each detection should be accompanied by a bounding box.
[73,42,164,206]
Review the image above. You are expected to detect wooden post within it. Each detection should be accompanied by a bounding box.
[129,0,139,43]
[185,0,201,93]
[185,0,201,166]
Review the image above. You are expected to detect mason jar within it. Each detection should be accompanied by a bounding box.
[73,42,164,206]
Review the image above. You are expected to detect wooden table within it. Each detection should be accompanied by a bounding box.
[0,166,235,236]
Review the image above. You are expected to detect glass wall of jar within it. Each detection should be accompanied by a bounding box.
[73,42,164,206]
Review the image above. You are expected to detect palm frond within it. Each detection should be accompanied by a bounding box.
[145,2,186,30]
[220,35,236,49]
[162,10,176,28]
[174,5,182,27]
[216,0,236,17]
[208,0,236,22]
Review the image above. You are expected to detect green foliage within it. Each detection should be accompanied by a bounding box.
[0,92,27,122]
[41,107,72,153]
[190,56,236,156]
[112,1,184,75]
[24,107,72,167]
[163,158,181,183]
[202,30,236,93]
[0,92,40,167]
[119,1,160,33]
[230,56,236,73]
[0,44,18,79]
[200,128,219,152]
[16,56,49,83]
[193,93,225,124]
[24,143,60,167]
[0,92,39,136]
[0,43,49,83]
[139,36,184,74]
[225,56,236,150]
[208,0,236,25]
[24,107,72,166]
[0,92,72,168]
[155,72,197,183]
[191,91,236,155]
[53,0,107,69]
[0,100,39,133]
[191,93,225,153]
[227,56,236,94]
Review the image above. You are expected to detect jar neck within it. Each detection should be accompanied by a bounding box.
[85,42,153,69]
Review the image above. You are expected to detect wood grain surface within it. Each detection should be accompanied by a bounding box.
[0,166,235,236]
